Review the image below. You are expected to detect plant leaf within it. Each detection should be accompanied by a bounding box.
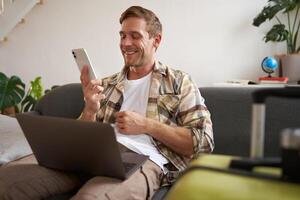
[0,72,25,111]
[282,0,300,12]
[253,0,300,26]
[264,24,289,42]
[253,3,285,26]
[29,76,43,100]
[21,95,36,112]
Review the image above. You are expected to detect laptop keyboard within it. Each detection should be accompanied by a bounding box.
[123,162,136,173]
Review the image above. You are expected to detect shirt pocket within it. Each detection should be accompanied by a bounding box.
[157,94,181,125]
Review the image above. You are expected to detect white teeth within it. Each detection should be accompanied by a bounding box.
[124,51,136,55]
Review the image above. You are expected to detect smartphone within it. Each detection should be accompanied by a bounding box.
[72,48,97,80]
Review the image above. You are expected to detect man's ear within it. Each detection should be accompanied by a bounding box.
[153,34,162,50]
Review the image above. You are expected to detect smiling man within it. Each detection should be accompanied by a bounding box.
[0,6,214,200]
[76,6,214,200]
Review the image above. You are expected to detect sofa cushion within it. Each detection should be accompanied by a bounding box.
[0,114,32,165]
[35,83,84,119]
[0,155,82,199]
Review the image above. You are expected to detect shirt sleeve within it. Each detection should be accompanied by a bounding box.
[176,74,214,158]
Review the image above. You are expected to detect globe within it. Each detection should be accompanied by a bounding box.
[261,56,278,76]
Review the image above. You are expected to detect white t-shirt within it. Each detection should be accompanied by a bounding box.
[114,72,168,170]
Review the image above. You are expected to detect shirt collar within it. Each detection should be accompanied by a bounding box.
[108,60,167,86]
[153,60,167,76]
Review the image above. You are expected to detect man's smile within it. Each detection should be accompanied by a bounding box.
[122,49,138,56]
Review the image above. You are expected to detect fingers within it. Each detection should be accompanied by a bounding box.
[82,81,105,108]
[81,67,103,98]
[91,93,105,101]
[87,79,102,91]
[82,83,104,102]
[115,112,125,122]
[85,92,105,102]
[80,66,102,85]
[90,85,104,94]
[115,121,127,133]
[90,79,102,85]
[115,112,126,132]
[80,66,90,86]
[115,111,135,117]
[79,66,105,114]
[115,111,124,118]
[114,111,143,134]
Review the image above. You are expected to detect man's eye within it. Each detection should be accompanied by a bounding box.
[131,33,141,39]
[119,33,126,39]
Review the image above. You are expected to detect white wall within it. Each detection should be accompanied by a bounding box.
[0,0,286,89]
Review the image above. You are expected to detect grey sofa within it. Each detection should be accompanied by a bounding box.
[34,83,300,199]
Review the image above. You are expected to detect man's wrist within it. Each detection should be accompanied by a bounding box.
[145,118,159,137]
[80,108,97,121]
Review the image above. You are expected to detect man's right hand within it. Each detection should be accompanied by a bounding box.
[80,65,105,120]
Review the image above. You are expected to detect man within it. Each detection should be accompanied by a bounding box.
[0,6,213,200]
[73,5,214,200]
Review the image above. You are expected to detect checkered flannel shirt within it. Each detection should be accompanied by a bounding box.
[96,61,214,171]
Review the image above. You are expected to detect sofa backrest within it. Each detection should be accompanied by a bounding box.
[34,84,300,158]
[35,83,84,118]
[200,87,300,157]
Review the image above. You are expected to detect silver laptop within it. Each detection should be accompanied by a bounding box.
[16,113,148,180]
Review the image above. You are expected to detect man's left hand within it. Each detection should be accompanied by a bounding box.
[115,111,149,135]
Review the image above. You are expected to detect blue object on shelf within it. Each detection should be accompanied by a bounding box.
[261,56,278,77]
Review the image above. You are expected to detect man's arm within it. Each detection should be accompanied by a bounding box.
[115,111,193,157]
[146,119,193,157]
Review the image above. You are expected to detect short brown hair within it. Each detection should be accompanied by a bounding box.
[119,6,162,38]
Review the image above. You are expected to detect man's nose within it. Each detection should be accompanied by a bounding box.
[121,37,133,46]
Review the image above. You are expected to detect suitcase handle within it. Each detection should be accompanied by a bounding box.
[250,86,300,159]
[252,87,300,103]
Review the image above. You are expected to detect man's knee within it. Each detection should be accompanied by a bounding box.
[72,161,162,200]
[72,175,147,200]
[71,176,122,200]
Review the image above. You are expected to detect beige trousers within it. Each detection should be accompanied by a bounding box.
[0,149,162,200]
[71,160,162,200]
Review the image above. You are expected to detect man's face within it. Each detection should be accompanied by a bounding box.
[119,17,159,68]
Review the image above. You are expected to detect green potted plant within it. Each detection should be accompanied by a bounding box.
[0,72,25,115]
[19,76,44,113]
[253,0,300,82]
[0,72,44,116]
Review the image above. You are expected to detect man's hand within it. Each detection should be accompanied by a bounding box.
[80,66,105,120]
[115,111,148,134]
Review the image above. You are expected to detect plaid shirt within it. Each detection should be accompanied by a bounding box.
[96,61,214,171]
